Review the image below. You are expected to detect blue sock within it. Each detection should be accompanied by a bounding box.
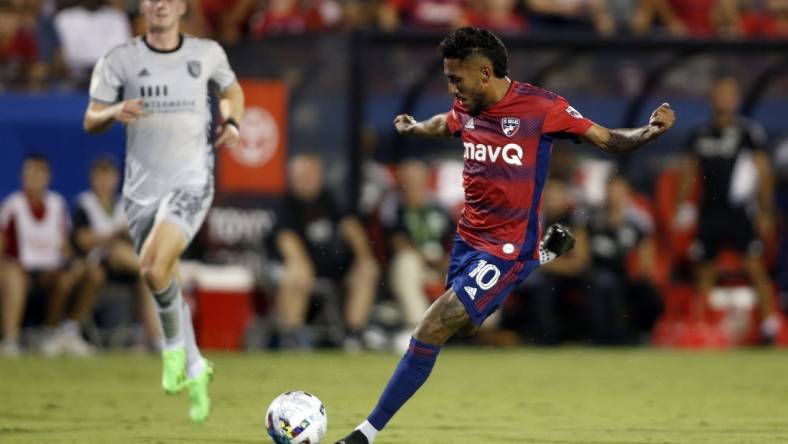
[367,337,440,431]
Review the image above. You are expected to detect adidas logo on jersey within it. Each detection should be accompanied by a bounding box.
[465,118,475,130]
[464,286,478,299]
[138,68,151,77]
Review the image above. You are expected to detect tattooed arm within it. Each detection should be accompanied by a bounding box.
[581,102,676,154]
[393,113,453,138]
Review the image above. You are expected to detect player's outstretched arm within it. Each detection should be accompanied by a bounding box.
[581,103,675,154]
[83,99,148,134]
[393,113,452,138]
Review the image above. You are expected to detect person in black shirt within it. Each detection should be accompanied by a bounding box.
[586,175,662,343]
[273,154,379,349]
[677,76,779,340]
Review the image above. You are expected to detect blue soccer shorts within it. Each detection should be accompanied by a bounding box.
[446,234,539,326]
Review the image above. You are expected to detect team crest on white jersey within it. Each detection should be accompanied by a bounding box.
[465,118,475,130]
[501,117,520,137]
[187,60,201,78]
[565,106,583,119]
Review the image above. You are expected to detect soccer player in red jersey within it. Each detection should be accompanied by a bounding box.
[335,27,675,444]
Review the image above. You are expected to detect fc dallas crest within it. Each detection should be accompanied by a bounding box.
[501,117,520,137]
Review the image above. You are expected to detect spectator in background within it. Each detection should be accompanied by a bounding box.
[54,0,131,81]
[200,0,256,44]
[0,1,44,90]
[676,76,780,342]
[605,0,642,35]
[0,154,99,357]
[632,0,739,37]
[463,0,527,34]
[586,174,662,343]
[28,0,62,87]
[377,0,467,32]
[248,0,343,39]
[342,0,378,30]
[273,154,379,350]
[774,138,788,313]
[740,0,788,38]
[72,156,160,349]
[525,0,615,36]
[380,159,453,343]
[509,179,591,345]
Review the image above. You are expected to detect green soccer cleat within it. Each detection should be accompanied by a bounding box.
[187,360,214,422]
[161,348,186,394]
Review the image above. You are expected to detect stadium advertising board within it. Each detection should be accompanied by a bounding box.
[217,80,287,196]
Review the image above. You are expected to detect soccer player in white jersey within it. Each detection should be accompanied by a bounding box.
[83,0,244,422]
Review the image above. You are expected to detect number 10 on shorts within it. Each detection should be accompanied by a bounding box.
[468,260,501,293]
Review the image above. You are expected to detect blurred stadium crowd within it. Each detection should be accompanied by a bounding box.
[1,0,787,357]
[2,0,788,90]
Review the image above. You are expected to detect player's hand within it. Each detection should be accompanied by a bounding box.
[393,114,418,134]
[112,98,148,124]
[215,121,241,148]
[647,102,675,136]
[543,223,576,256]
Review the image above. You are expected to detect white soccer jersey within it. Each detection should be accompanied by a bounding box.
[89,35,237,205]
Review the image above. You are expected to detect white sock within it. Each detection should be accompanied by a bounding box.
[356,420,379,443]
[181,300,205,378]
[153,283,184,350]
[60,320,79,336]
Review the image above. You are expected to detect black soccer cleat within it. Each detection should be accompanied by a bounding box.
[542,223,575,257]
[335,430,370,444]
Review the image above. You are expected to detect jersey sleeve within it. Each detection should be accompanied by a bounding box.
[89,52,123,104]
[542,98,594,138]
[446,102,463,137]
[209,42,237,92]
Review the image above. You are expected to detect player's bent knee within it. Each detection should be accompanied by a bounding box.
[140,264,171,292]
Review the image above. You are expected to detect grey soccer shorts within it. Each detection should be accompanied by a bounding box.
[123,184,214,253]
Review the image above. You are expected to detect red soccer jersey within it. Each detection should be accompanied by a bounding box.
[446,80,593,261]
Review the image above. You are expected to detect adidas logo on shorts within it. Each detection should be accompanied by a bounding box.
[464,286,478,299]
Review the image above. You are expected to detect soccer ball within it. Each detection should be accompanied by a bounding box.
[266,391,328,444]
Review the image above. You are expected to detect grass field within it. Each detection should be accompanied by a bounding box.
[1,348,787,444]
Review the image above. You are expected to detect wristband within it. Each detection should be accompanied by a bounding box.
[224,117,240,132]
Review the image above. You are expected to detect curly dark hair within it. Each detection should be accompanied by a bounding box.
[438,27,509,78]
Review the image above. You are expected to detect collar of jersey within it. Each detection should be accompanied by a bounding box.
[142,34,184,54]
